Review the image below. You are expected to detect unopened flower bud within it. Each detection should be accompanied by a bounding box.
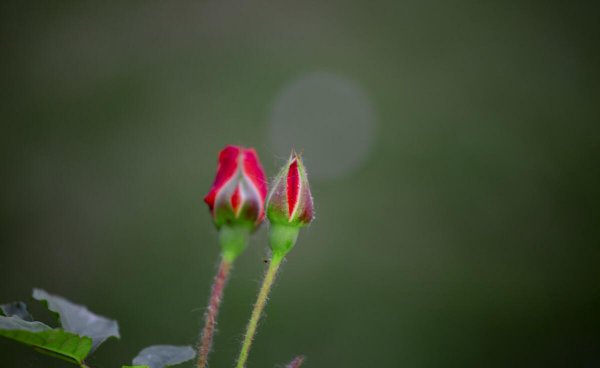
[267,152,314,227]
[266,151,314,256]
[204,145,268,231]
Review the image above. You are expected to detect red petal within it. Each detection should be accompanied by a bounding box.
[204,145,241,210]
[242,148,268,219]
[231,185,241,212]
[287,159,300,217]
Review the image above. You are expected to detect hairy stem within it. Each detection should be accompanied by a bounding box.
[285,355,306,368]
[235,252,284,368]
[197,258,232,368]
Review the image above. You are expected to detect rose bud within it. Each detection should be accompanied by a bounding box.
[266,151,314,256]
[204,145,268,231]
[199,146,267,364]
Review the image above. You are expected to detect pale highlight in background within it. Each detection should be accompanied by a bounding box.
[268,71,377,181]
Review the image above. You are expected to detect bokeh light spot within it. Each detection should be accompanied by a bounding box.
[268,71,377,181]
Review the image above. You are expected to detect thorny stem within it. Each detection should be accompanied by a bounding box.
[197,258,232,368]
[235,252,284,368]
[285,355,306,368]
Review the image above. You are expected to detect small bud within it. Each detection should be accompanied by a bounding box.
[204,145,268,231]
[267,151,314,228]
[266,151,314,256]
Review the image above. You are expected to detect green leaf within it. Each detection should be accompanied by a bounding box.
[122,366,149,368]
[0,315,92,364]
[1,301,34,321]
[131,345,196,368]
[33,289,120,352]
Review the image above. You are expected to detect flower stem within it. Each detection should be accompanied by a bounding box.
[285,355,306,368]
[235,252,284,368]
[197,257,232,368]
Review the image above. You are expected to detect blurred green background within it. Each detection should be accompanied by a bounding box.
[1,1,599,367]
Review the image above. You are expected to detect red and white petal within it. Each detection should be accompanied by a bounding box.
[241,148,268,221]
[213,173,239,218]
[238,174,263,222]
[204,145,241,211]
[242,149,268,203]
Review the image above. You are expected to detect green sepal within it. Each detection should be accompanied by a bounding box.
[269,224,300,256]
[219,224,250,262]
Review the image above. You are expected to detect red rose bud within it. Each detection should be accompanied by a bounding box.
[204,145,268,231]
[266,151,314,256]
[267,151,314,227]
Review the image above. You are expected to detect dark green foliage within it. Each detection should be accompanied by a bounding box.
[0,314,92,365]
[33,289,119,352]
[0,289,195,368]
